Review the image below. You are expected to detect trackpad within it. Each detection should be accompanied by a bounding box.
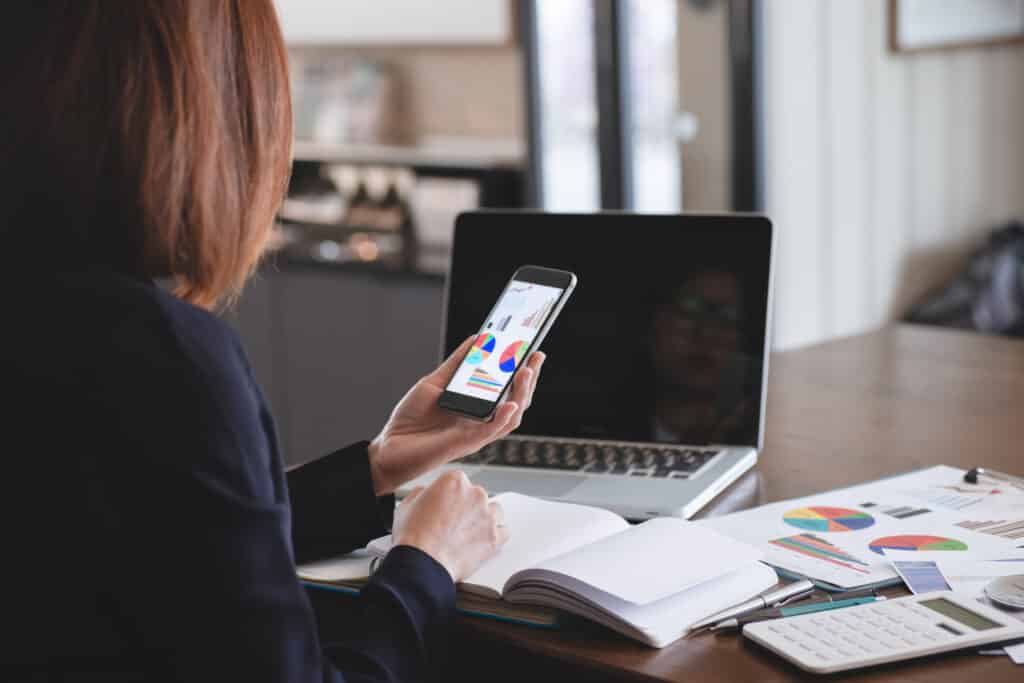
[470,471,586,498]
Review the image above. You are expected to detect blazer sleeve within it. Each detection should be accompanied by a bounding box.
[99,323,455,683]
[287,442,396,564]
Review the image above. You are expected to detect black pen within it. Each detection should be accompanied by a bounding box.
[963,467,1024,492]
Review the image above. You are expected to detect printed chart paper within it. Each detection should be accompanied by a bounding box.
[699,466,1024,589]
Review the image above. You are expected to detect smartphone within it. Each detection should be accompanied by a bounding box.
[438,265,577,421]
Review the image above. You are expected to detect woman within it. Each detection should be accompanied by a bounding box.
[1,2,541,681]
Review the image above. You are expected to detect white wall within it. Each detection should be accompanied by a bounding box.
[763,0,1024,350]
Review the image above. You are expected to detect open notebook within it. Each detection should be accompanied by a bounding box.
[365,493,777,647]
[297,549,563,629]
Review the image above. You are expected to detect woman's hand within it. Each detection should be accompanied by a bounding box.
[368,336,545,495]
[392,471,508,581]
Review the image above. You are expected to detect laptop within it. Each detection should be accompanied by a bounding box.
[401,211,775,520]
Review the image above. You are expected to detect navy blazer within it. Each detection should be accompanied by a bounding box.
[3,268,455,682]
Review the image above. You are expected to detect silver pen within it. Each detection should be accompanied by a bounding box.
[690,579,816,632]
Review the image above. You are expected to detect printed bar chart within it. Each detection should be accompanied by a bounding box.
[769,534,871,575]
[956,519,1024,540]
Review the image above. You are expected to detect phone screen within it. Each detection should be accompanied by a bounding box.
[445,279,566,402]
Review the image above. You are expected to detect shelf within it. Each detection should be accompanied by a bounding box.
[291,138,525,170]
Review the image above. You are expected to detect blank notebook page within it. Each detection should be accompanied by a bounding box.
[525,517,765,604]
[468,492,629,596]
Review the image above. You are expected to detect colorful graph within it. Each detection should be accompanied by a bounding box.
[770,534,871,575]
[467,368,503,393]
[466,333,496,365]
[499,341,527,373]
[783,506,876,533]
[522,299,555,330]
[868,535,968,555]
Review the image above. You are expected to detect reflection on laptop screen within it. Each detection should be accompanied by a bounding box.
[445,213,773,448]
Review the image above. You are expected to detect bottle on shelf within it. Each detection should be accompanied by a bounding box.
[342,172,373,229]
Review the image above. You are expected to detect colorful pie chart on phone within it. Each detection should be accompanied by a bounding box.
[466,333,496,365]
[499,341,527,373]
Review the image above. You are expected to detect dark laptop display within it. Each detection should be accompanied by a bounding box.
[445,212,773,449]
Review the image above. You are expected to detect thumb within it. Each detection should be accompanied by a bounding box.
[400,487,425,505]
[428,335,477,384]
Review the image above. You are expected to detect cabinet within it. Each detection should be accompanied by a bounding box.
[230,267,445,465]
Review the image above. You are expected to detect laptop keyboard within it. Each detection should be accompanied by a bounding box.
[459,438,721,479]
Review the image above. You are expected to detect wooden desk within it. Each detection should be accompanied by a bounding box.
[446,325,1024,682]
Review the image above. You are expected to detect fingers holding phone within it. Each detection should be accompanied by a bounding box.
[488,351,545,439]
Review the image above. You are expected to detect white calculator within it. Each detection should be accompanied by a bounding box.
[743,592,1024,674]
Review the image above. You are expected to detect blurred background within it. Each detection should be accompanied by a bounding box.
[240,0,1024,464]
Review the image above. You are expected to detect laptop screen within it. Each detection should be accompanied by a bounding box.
[444,212,773,449]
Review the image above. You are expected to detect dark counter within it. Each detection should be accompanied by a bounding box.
[229,258,446,466]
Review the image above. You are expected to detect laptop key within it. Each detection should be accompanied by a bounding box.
[473,439,721,475]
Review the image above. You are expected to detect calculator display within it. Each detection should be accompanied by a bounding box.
[920,598,1000,631]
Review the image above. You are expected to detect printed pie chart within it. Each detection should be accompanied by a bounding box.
[869,535,968,555]
[783,506,876,533]
[499,341,527,373]
[466,333,496,365]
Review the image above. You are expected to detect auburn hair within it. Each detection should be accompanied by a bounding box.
[0,1,292,308]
